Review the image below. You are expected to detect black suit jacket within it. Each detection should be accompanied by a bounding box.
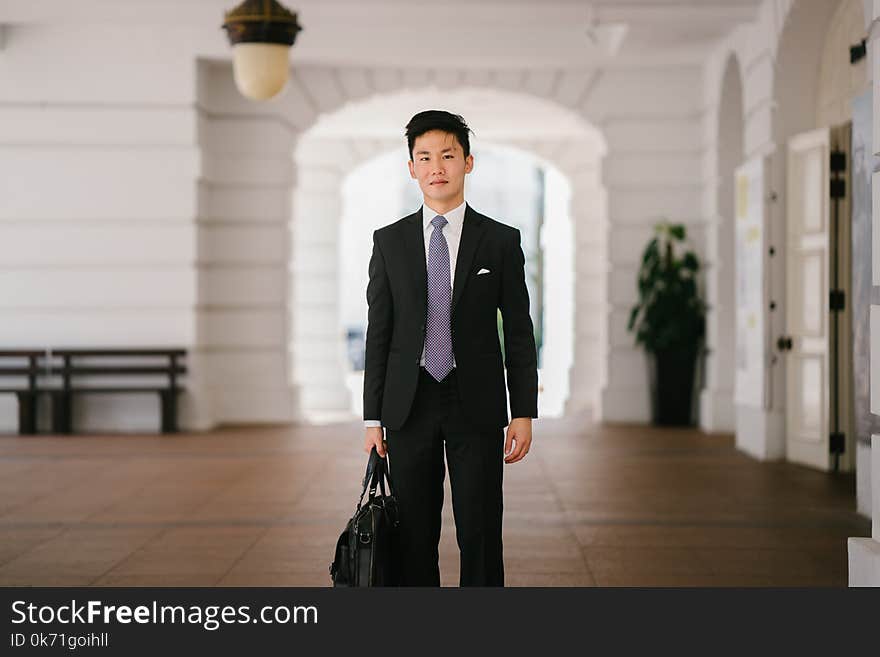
[363,203,538,431]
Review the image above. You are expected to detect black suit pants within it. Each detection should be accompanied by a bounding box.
[385,366,505,586]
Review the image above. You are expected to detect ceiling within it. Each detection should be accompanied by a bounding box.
[1,1,763,68]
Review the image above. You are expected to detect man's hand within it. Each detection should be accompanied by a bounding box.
[504,417,532,464]
[364,426,387,457]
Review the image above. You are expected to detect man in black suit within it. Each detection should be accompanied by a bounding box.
[362,110,538,586]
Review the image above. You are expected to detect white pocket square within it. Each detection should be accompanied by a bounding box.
[477,268,491,275]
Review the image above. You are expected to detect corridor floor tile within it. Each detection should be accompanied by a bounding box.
[0,419,866,587]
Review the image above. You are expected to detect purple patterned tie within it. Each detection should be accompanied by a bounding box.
[425,215,454,382]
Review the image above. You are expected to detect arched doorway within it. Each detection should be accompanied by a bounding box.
[289,86,607,423]
[319,141,577,421]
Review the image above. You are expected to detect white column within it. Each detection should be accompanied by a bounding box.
[700,217,737,433]
[849,435,880,585]
[599,210,651,423]
[565,179,608,417]
[733,34,784,460]
[194,63,301,427]
[698,50,745,435]
[290,158,354,421]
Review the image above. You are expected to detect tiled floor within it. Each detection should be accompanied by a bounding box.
[0,414,868,587]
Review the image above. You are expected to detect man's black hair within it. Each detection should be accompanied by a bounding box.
[405,110,473,160]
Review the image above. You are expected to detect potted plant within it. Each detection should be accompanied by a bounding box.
[627,221,706,426]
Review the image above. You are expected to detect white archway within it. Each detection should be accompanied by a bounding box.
[304,141,577,421]
[289,86,607,422]
[701,53,744,434]
[193,60,702,430]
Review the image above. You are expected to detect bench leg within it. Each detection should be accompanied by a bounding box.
[51,392,72,434]
[160,390,178,433]
[16,392,37,435]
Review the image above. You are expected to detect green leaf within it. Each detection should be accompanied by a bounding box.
[627,306,639,331]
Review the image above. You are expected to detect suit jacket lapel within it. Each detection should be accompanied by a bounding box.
[402,208,427,311]
[452,204,487,314]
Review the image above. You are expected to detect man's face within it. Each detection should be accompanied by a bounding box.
[408,129,474,206]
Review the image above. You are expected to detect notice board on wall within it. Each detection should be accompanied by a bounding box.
[850,90,880,442]
[734,156,770,409]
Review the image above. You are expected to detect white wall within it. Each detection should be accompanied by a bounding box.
[0,22,728,431]
[850,0,880,585]
[697,0,876,585]
[702,0,868,459]
[0,23,200,432]
[197,62,713,427]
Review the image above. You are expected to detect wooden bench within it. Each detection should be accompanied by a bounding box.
[0,350,44,434]
[43,348,187,434]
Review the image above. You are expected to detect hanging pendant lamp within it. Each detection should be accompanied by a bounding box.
[222,0,303,101]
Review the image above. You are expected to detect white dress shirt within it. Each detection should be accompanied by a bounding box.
[365,200,466,428]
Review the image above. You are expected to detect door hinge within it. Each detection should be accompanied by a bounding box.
[829,432,845,454]
[829,289,845,312]
[829,178,846,199]
[830,150,846,173]
[851,38,867,64]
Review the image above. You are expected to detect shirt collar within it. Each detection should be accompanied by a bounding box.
[422,199,466,231]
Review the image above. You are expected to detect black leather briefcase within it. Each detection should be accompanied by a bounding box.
[329,446,400,586]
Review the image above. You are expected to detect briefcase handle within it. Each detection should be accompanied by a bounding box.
[357,446,394,510]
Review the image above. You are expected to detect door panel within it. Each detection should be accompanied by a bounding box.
[785,128,830,470]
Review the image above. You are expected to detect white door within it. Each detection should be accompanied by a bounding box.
[785,128,831,471]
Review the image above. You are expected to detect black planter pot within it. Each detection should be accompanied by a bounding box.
[647,346,699,426]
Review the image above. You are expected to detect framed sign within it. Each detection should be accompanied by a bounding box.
[734,156,770,409]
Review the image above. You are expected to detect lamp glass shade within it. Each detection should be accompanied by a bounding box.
[232,42,290,100]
